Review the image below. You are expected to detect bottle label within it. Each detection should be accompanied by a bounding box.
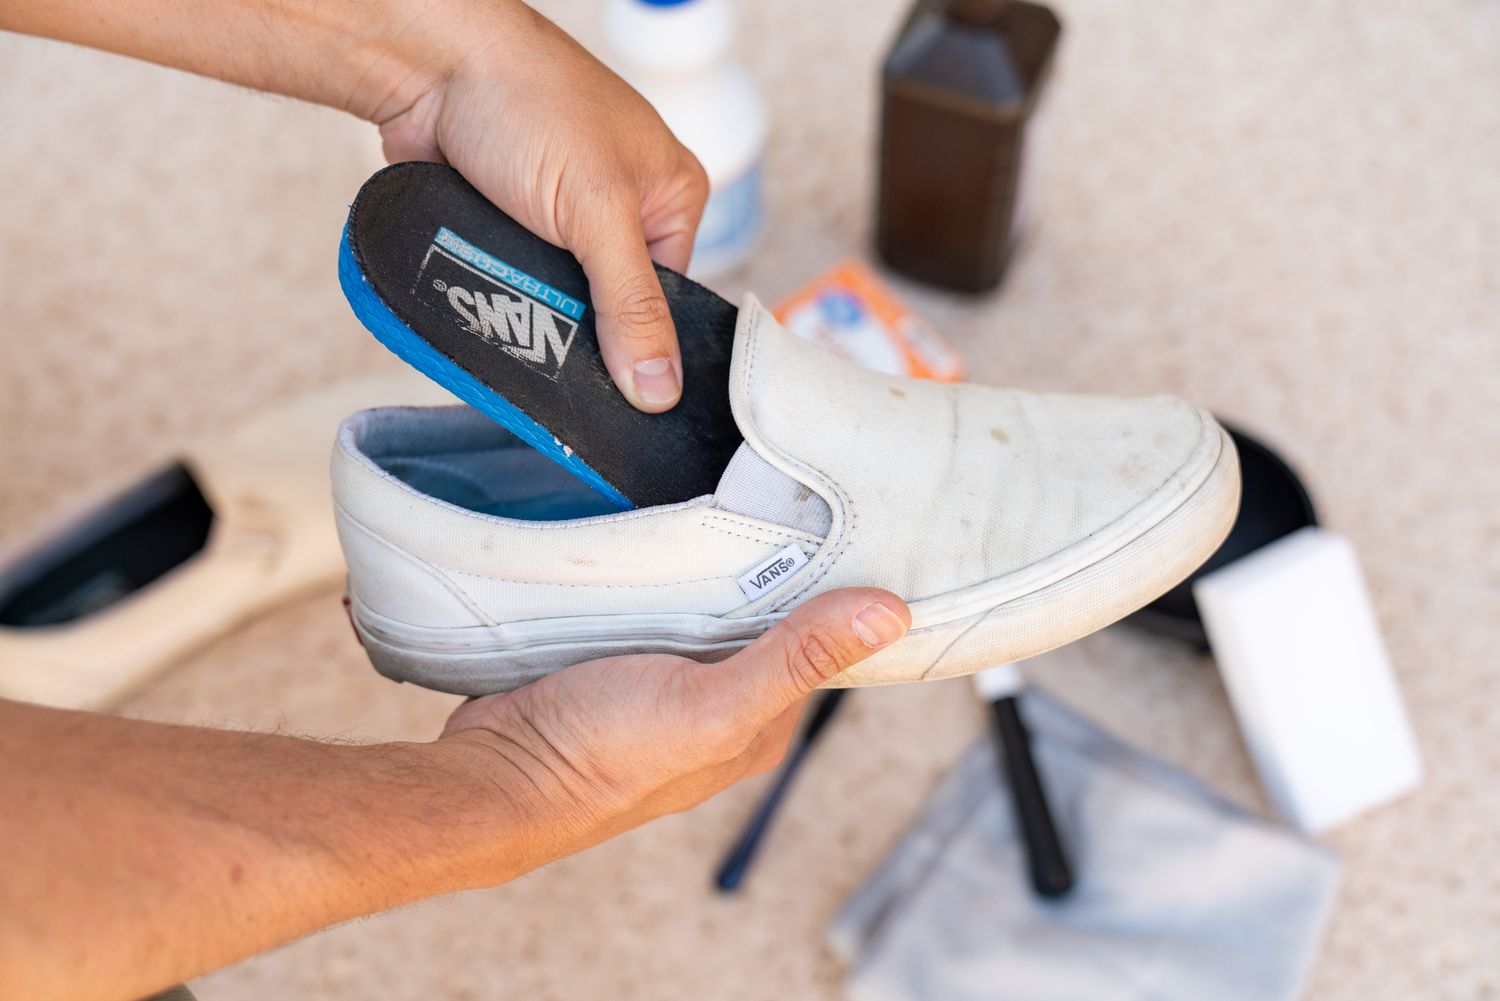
[693,159,764,269]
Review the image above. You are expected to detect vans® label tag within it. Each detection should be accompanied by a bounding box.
[738,544,810,602]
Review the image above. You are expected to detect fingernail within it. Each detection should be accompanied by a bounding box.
[632,357,681,407]
[852,602,907,649]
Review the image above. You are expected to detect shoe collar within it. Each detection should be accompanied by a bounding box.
[727,293,856,553]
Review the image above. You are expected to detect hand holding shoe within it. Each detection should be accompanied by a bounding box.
[0,589,907,999]
[429,589,910,872]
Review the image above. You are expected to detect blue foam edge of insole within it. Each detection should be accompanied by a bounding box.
[337,225,634,512]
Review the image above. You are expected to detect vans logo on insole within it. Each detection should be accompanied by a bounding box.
[738,544,810,602]
[414,227,585,381]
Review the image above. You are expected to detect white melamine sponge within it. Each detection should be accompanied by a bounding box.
[1194,527,1422,833]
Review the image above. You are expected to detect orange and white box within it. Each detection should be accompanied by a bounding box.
[774,260,964,382]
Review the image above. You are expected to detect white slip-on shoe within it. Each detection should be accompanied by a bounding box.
[0,373,453,709]
[332,294,1240,695]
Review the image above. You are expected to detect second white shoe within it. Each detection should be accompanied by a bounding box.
[332,295,1239,694]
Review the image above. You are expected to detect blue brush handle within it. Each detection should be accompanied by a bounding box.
[714,689,846,892]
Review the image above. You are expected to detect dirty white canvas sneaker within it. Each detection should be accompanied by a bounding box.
[332,295,1239,694]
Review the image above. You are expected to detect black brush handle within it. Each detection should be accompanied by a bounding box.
[992,696,1074,897]
[714,689,847,893]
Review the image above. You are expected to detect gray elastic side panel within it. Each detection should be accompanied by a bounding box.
[714,443,833,539]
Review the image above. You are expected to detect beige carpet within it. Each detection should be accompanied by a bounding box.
[2,1,1497,997]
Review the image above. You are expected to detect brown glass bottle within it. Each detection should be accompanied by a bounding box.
[876,0,1062,293]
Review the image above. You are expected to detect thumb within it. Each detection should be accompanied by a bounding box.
[710,589,911,727]
[573,198,683,413]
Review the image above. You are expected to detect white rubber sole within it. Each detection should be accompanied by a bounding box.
[351,427,1240,695]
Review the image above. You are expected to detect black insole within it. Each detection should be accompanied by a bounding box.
[0,463,215,627]
[344,162,743,508]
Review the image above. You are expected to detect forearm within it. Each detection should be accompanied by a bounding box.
[0,699,540,1001]
[0,0,537,123]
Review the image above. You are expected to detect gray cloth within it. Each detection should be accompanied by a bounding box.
[828,692,1341,1001]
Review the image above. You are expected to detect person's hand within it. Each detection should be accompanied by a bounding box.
[0,589,905,1000]
[1,0,704,412]
[429,589,911,873]
[376,2,708,413]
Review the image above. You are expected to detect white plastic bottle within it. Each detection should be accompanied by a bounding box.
[605,0,768,278]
